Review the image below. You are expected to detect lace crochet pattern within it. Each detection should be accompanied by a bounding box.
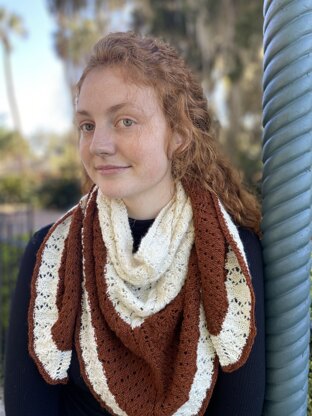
[28,181,256,415]
[97,183,194,328]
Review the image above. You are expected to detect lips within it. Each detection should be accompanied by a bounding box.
[95,165,131,174]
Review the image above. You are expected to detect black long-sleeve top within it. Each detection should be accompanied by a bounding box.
[4,220,265,416]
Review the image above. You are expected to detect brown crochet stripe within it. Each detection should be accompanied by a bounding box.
[55,237,67,313]
[183,180,256,371]
[183,180,228,336]
[76,191,158,415]
[79,195,204,415]
[51,204,83,351]
[96,251,200,415]
[29,181,257,415]
[28,208,74,385]
[75,190,117,415]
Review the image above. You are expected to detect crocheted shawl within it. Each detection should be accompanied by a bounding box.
[28,181,256,416]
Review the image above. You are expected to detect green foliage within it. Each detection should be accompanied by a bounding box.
[47,0,87,15]
[0,174,35,204]
[0,124,82,209]
[0,170,82,210]
[0,6,27,50]
[53,18,99,66]
[0,236,28,381]
[0,127,29,158]
[234,3,263,49]
[36,176,82,209]
[45,0,264,189]
[0,239,25,331]
[131,0,264,189]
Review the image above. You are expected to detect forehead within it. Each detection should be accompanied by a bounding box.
[77,67,160,111]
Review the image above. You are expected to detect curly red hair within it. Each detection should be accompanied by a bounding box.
[76,32,260,233]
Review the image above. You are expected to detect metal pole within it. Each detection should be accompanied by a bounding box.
[262,1,312,415]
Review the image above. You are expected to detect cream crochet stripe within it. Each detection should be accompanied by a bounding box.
[78,181,216,415]
[29,181,256,415]
[79,280,216,416]
[172,304,216,416]
[96,182,195,328]
[79,272,128,416]
[209,200,252,368]
[29,211,73,382]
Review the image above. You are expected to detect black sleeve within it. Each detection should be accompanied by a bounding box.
[206,228,265,416]
[4,225,61,416]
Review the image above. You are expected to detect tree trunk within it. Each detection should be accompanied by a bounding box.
[3,43,22,135]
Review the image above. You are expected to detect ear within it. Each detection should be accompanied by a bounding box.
[168,132,184,158]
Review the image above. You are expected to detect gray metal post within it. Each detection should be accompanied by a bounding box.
[262,1,312,415]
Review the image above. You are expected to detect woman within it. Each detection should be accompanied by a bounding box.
[5,32,265,415]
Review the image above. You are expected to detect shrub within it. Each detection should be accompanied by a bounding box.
[0,175,35,204]
[36,176,82,210]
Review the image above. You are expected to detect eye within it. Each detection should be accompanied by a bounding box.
[80,122,94,132]
[117,118,135,128]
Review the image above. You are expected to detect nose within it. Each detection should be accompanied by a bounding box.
[89,126,116,156]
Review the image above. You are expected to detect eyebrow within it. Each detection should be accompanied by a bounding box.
[76,102,134,117]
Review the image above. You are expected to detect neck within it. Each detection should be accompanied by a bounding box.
[123,184,176,220]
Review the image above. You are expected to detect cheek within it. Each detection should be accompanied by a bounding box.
[140,147,171,176]
[79,139,90,162]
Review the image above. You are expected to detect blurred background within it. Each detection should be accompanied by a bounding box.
[0,0,264,400]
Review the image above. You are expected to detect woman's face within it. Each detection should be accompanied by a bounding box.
[76,67,181,219]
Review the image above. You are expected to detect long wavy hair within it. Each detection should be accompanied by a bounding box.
[76,32,261,233]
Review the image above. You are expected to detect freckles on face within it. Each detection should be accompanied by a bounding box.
[76,67,178,217]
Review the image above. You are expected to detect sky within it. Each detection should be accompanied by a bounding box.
[0,0,73,137]
[0,1,226,139]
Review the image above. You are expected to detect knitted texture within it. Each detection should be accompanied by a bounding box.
[28,181,256,416]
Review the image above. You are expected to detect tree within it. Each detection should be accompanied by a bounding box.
[46,0,127,99]
[133,0,264,187]
[45,0,134,193]
[0,8,27,135]
[45,0,264,188]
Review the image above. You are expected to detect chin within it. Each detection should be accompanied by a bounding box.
[97,184,132,200]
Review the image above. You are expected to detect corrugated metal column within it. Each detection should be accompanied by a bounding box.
[262,1,312,415]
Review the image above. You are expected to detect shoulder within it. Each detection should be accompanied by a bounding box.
[237,226,261,251]
[32,224,53,242]
[237,226,263,279]
[25,224,54,257]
